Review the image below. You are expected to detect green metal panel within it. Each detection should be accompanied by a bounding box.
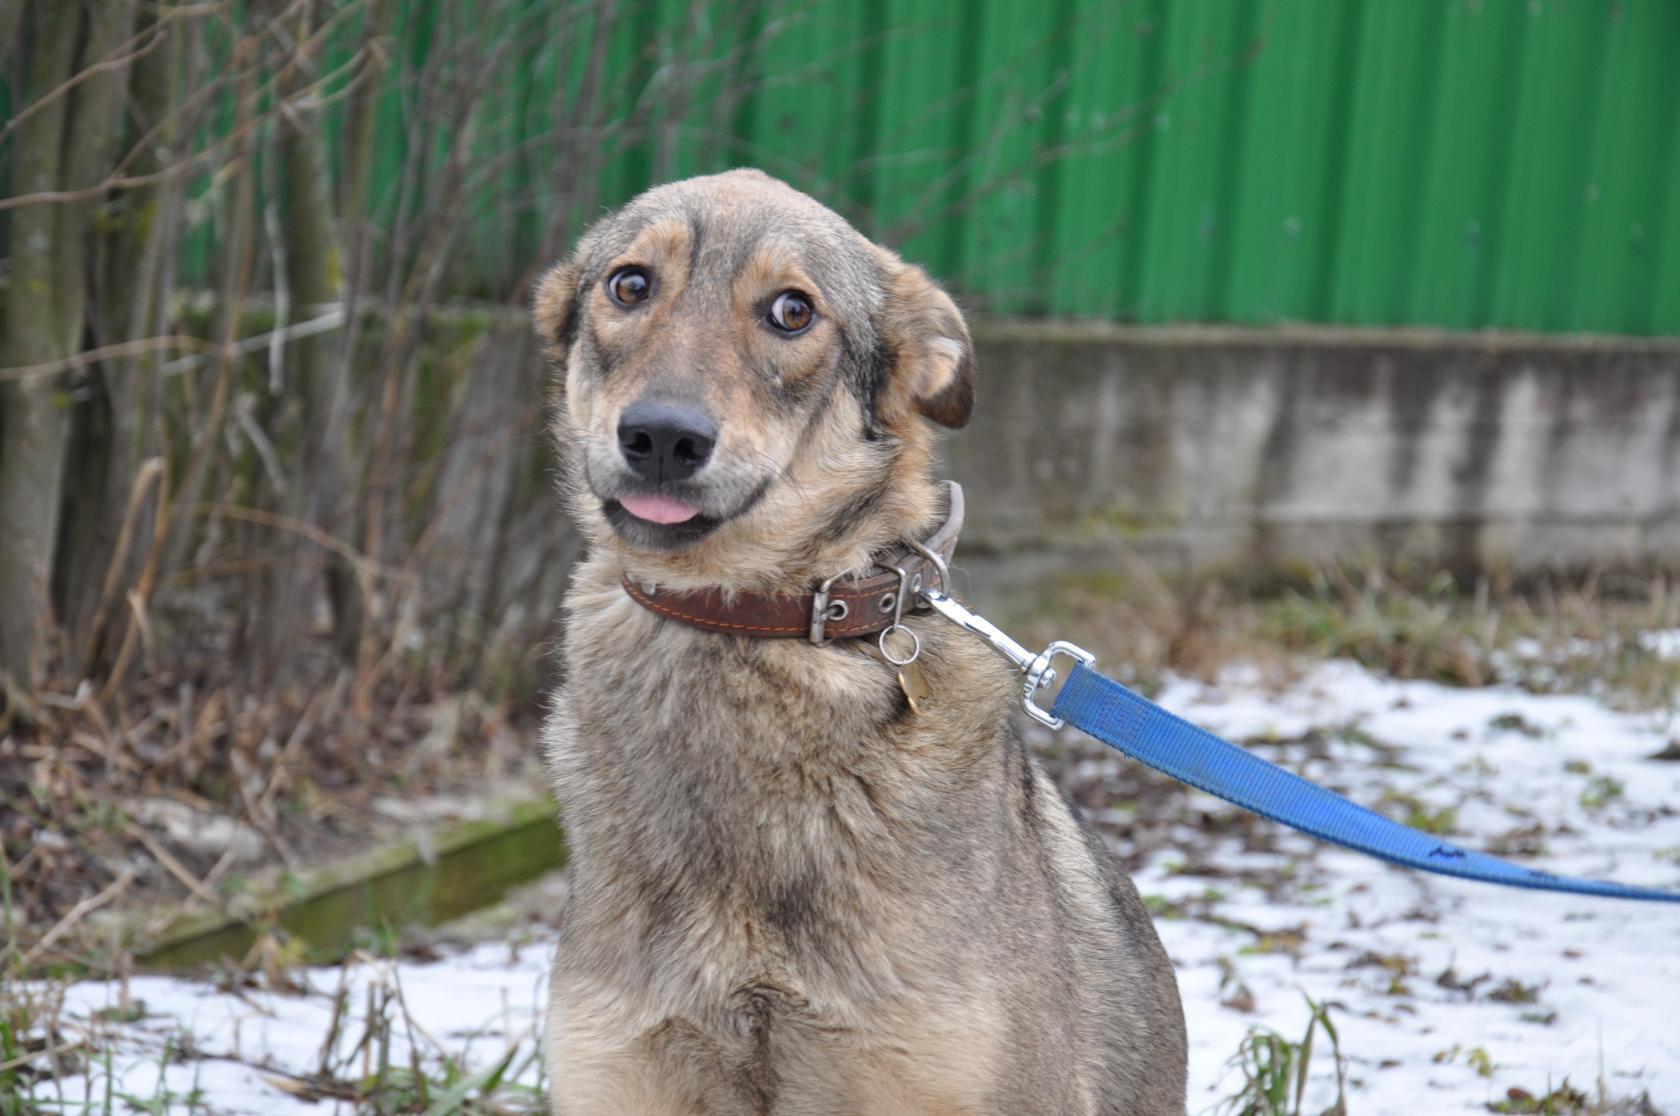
[1133,0,1256,323]
[1570,1,1680,335]
[1654,119,1680,336]
[1327,0,1444,325]
[1043,0,1164,320]
[870,0,972,266]
[1222,0,1358,324]
[596,0,657,213]
[1405,0,1527,331]
[953,0,1064,313]
[1490,0,1612,330]
[735,0,875,206]
[45,0,1680,336]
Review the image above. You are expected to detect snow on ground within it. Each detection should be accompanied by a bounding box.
[1132,662,1680,1114]
[1641,629,1680,661]
[22,659,1680,1114]
[23,942,551,1114]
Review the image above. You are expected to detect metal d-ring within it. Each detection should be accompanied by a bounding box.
[907,540,950,602]
[877,562,920,666]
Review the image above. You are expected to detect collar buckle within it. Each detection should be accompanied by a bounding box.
[809,573,849,644]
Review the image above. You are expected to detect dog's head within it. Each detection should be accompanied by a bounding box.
[534,169,973,589]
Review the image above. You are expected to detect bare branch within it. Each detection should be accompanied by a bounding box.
[0,5,213,144]
[19,870,135,968]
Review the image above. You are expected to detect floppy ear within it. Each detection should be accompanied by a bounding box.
[532,257,583,368]
[878,257,975,429]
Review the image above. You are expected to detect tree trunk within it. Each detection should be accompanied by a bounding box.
[338,0,391,230]
[257,0,352,677]
[0,0,82,701]
[161,32,258,585]
[59,2,187,679]
[0,0,24,66]
[319,0,395,662]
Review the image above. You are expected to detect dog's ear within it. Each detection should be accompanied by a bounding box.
[878,256,975,429]
[533,257,584,368]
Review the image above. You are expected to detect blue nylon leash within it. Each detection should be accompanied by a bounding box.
[910,578,1680,905]
[1050,663,1680,904]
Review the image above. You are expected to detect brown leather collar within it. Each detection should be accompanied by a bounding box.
[620,482,964,643]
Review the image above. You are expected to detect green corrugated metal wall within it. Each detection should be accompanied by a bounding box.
[732,0,1680,333]
[241,1,1680,333]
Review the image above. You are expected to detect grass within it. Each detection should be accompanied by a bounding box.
[1213,997,1657,1116]
[265,948,550,1114]
[1218,991,1348,1116]
[1578,776,1626,811]
[1487,1079,1665,1115]
[1013,563,1680,714]
[1377,789,1459,835]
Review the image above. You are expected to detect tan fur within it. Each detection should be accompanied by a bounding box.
[535,169,1186,1114]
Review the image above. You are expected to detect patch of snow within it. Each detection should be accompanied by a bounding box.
[1141,662,1680,1113]
[1642,629,1680,661]
[26,944,552,1114]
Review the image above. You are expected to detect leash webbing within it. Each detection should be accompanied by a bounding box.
[1050,662,1680,904]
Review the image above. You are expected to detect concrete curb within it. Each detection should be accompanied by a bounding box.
[112,796,565,970]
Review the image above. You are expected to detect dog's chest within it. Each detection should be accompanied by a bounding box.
[558,594,926,901]
[552,591,993,982]
[546,582,1044,1110]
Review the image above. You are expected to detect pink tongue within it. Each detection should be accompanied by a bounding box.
[619,493,699,525]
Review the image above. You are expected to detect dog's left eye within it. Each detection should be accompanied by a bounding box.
[607,267,652,307]
[767,291,814,334]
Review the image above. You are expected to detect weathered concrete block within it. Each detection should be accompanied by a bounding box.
[948,321,1680,592]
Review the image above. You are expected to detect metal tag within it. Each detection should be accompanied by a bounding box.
[897,660,932,713]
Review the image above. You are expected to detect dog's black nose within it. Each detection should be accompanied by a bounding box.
[617,400,717,482]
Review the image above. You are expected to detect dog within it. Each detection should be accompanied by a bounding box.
[533,168,1187,1114]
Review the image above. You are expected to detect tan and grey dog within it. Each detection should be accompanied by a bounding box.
[533,169,1186,1115]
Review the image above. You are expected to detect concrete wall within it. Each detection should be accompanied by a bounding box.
[947,322,1680,590]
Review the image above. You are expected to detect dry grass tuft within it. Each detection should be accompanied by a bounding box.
[1014,563,1680,714]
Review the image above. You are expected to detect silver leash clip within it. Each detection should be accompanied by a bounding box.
[908,542,1093,729]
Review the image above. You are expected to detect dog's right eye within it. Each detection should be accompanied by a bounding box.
[767,291,814,333]
[606,267,652,307]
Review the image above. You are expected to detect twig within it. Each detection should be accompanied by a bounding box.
[316,956,354,1077]
[95,590,154,708]
[123,821,222,910]
[162,306,349,376]
[20,870,135,968]
[0,335,208,382]
[0,306,348,383]
[0,1037,89,1075]
[189,501,399,586]
[232,751,297,870]
[259,677,342,814]
[0,12,182,142]
[0,4,365,214]
[79,458,167,675]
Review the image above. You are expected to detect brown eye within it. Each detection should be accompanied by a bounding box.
[607,267,651,307]
[768,291,814,333]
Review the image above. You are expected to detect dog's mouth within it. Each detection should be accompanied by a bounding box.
[602,493,724,550]
[617,492,700,525]
[595,475,776,552]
